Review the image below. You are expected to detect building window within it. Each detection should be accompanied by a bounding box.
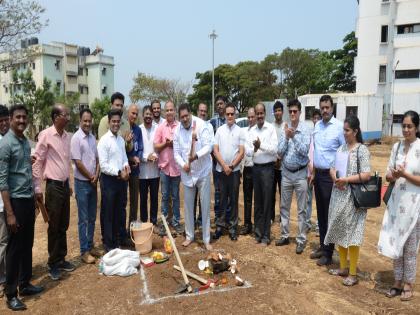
[79,85,84,94]
[56,81,61,90]
[31,62,35,70]
[305,106,315,120]
[102,85,107,94]
[22,63,26,70]
[4,86,8,93]
[379,65,387,83]
[85,86,89,94]
[85,68,88,76]
[102,67,106,76]
[397,24,420,34]
[395,69,420,79]
[78,67,83,76]
[55,60,60,71]
[346,106,358,117]
[393,114,404,123]
[381,25,388,43]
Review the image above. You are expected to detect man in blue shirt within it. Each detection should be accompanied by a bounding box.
[126,104,143,234]
[275,99,310,254]
[311,95,345,266]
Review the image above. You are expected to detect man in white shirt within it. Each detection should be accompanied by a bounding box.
[245,103,278,246]
[97,109,130,252]
[213,103,244,241]
[173,103,214,251]
[0,104,9,297]
[239,107,256,235]
[139,106,160,226]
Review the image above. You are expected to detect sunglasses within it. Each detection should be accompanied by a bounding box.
[226,113,235,116]
[288,110,298,114]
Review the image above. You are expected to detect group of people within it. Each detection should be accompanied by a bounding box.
[0,92,419,310]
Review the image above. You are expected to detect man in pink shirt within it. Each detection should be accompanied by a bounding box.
[33,104,74,281]
[154,101,182,234]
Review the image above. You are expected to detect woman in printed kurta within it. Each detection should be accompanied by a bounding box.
[325,115,371,286]
[378,110,420,301]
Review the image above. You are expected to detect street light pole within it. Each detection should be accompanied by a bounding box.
[390,59,399,136]
[209,29,217,118]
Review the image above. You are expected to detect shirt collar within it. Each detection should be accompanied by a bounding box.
[52,125,68,138]
[165,120,178,127]
[9,129,26,142]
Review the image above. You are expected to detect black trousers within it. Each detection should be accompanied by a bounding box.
[216,171,240,233]
[242,166,253,226]
[139,177,159,225]
[271,169,282,221]
[5,198,35,299]
[45,180,70,267]
[101,174,125,251]
[314,169,334,258]
[253,163,274,244]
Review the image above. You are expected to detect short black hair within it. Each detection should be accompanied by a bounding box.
[287,99,301,111]
[178,103,191,115]
[215,95,227,103]
[9,104,28,117]
[273,101,283,112]
[225,102,236,112]
[143,105,152,115]
[111,92,125,105]
[79,108,92,119]
[312,109,321,118]
[0,104,8,118]
[319,94,334,107]
[108,108,122,121]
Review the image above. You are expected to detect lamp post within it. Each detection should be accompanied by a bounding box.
[209,29,217,117]
[390,59,399,136]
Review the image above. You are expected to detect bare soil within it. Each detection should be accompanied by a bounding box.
[1,143,419,314]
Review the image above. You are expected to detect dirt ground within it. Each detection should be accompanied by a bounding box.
[1,143,419,314]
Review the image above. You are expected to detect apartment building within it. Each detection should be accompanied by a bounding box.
[354,0,420,135]
[0,39,114,109]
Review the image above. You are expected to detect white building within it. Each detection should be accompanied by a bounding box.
[0,39,115,109]
[354,0,420,135]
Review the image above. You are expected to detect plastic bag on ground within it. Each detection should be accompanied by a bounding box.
[100,248,140,277]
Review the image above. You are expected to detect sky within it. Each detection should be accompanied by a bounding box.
[37,0,358,102]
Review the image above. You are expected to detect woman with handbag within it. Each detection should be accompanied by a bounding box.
[378,110,420,301]
[324,115,371,286]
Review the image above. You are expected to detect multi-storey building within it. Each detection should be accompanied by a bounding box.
[0,39,114,109]
[355,0,420,135]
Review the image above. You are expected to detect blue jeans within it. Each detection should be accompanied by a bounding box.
[74,179,97,255]
[160,172,180,226]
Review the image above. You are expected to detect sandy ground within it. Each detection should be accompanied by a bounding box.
[1,143,419,314]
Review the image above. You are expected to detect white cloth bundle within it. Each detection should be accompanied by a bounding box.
[100,248,140,277]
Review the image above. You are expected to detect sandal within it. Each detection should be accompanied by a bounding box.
[328,268,349,277]
[400,289,414,301]
[342,276,358,286]
[386,287,403,298]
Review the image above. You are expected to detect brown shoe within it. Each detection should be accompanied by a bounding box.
[81,252,96,264]
[90,247,105,258]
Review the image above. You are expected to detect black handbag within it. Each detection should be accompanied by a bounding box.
[382,141,401,205]
[350,145,382,210]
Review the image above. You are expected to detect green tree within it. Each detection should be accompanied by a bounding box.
[129,72,190,105]
[10,69,54,138]
[90,96,110,137]
[330,31,357,92]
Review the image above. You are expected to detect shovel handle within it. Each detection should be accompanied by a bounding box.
[161,215,192,293]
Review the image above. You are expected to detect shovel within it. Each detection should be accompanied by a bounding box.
[161,215,193,294]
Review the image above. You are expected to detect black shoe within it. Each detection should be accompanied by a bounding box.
[58,260,76,272]
[212,229,223,240]
[229,233,238,241]
[316,256,332,266]
[275,237,290,246]
[296,243,306,255]
[310,248,324,259]
[19,283,44,296]
[6,296,26,311]
[49,266,61,281]
[239,224,252,235]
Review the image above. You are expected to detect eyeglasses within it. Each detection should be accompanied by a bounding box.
[59,113,70,118]
[289,110,298,114]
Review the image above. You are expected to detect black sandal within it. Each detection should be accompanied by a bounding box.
[386,287,403,298]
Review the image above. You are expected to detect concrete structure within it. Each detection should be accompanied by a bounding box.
[298,94,383,141]
[355,0,420,135]
[0,39,115,109]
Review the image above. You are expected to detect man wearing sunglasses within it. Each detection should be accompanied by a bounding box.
[275,99,311,255]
